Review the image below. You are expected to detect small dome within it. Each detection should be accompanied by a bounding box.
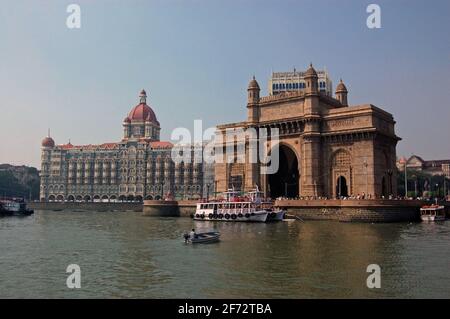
[248,76,260,90]
[336,79,348,93]
[123,116,131,123]
[41,136,55,148]
[398,156,407,164]
[139,89,147,97]
[305,63,317,77]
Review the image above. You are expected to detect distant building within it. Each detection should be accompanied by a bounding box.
[268,67,333,96]
[397,155,450,178]
[40,90,213,202]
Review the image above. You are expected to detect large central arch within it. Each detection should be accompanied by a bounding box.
[267,144,300,198]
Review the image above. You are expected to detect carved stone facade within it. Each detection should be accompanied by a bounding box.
[215,65,400,198]
[40,90,213,202]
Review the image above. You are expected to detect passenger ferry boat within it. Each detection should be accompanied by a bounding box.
[193,188,286,223]
[0,199,34,216]
[420,204,446,222]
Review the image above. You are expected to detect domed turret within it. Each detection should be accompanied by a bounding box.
[248,76,260,91]
[41,129,55,148]
[247,76,260,104]
[304,63,318,95]
[335,79,348,106]
[123,89,161,141]
[335,79,348,93]
[305,63,318,77]
[247,76,260,123]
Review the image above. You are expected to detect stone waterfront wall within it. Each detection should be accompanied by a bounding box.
[31,199,450,223]
[275,199,444,222]
[142,200,196,217]
[28,202,142,212]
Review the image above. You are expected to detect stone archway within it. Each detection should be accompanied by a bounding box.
[336,176,349,197]
[330,149,352,198]
[267,144,300,198]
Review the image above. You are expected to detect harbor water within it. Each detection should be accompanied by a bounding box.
[1,210,449,298]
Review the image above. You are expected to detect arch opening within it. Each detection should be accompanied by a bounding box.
[336,176,348,197]
[268,144,299,198]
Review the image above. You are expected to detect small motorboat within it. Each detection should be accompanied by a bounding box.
[184,231,220,244]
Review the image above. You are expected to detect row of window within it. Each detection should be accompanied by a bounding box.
[272,81,327,90]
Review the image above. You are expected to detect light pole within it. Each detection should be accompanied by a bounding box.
[404,161,408,197]
[413,175,418,198]
[206,183,211,201]
[444,176,447,199]
[387,169,393,197]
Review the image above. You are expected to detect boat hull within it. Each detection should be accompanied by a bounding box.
[189,232,220,244]
[420,215,445,222]
[193,211,268,223]
[266,210,286,222]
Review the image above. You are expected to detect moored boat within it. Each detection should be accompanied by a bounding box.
[193,188,286,223]
[0,199,34,216]
[420,204,445,222]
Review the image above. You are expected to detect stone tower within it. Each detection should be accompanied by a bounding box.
[335,79,348,106]
[247,76,260,123]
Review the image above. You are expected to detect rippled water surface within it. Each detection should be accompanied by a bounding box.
[1,210,449,298]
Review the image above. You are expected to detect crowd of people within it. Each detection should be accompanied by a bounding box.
[275,193,449,201]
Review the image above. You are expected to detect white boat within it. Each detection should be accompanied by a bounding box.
[420,204,446,222]
[0,199,34,216]
[193,188,285,223]
[186,231,220,244]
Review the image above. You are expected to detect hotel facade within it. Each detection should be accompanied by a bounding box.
[40,90,213,202]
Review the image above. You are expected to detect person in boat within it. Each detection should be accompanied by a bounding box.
[189,228,196,240]
[183,232,190,243]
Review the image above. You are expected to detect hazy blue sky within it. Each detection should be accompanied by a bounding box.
[0,0,449,167]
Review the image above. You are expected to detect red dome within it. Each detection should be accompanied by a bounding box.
[41,136,55,148]
[127,103,158,124]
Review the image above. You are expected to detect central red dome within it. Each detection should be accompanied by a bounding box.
[124,90,160,125]
[127,103,158,123]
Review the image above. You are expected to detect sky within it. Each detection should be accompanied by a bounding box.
[0,0,449,168]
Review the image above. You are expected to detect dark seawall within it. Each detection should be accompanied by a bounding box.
[30,199,450,222]
[28,202,142,212]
